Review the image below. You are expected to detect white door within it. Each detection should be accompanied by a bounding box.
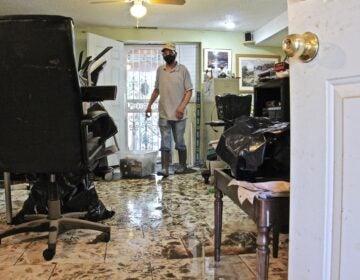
[288,1,360,279]
[87,33,126,166]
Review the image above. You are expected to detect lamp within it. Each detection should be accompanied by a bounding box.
[224,21,235,29]
[130,0,147,19]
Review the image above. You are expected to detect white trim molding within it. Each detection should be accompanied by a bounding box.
[324,75,360,280]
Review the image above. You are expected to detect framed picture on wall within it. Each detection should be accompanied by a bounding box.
[204,48,232,72]
[236,54,280,92]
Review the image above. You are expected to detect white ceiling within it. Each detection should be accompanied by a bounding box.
[0,0,288,46]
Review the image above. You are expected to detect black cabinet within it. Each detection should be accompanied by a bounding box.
[253,77,290,122]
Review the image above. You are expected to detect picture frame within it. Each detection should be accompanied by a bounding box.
[204,48,232,73]
[236,54,280,92]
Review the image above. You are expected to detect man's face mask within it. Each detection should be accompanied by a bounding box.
[162,50,177,64]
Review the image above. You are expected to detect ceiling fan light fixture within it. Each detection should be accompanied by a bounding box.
[224,21,235,29]
[130,2,147,18]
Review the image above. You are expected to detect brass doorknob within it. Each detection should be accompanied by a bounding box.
[282,32,319,62]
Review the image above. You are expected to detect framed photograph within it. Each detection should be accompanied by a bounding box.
[204,48,232,72]
[236,54,280,92]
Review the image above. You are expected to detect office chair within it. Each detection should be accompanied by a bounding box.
[0,15,117,260]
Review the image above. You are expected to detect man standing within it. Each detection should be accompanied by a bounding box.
[145,43,193,177]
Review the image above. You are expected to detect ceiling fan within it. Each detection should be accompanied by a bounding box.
[90,0,185,20]
[90,0,186,6]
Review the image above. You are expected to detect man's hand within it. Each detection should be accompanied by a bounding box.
[176,107,184,119]
[145,107,152,118]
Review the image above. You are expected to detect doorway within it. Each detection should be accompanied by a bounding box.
[124,43,199,159]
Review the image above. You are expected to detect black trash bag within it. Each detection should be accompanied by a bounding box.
[12,174,114,225]
[63,182,115,222]
[87,102,118,178]
[215,116,290,181]
[87,103,118,144]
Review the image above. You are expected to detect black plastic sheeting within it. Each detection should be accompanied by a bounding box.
[216,116,290,181]
[12,173,114,225]
[88,103,118,144]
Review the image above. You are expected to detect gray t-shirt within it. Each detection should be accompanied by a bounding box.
[154,62,193,120]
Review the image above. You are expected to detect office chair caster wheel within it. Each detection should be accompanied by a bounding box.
[43,248,56,261]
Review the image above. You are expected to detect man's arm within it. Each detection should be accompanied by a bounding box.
[145,88,160,116]
[176,89,192,119]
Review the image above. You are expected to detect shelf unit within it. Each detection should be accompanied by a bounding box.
[253,77,290,122]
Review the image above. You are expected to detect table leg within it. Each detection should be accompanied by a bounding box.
[4,172,12,224]
[256,223,270,280]
[214,188,223,262]
[272,223,279,258]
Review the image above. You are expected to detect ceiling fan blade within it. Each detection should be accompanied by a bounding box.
[89,0,122,4]
[148,0,185,5]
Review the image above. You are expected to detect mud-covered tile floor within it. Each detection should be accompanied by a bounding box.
[0,171,288,279]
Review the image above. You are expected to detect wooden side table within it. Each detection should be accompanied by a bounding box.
[214,168,289,280]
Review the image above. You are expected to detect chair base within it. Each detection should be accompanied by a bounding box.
[0,211,110,261]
